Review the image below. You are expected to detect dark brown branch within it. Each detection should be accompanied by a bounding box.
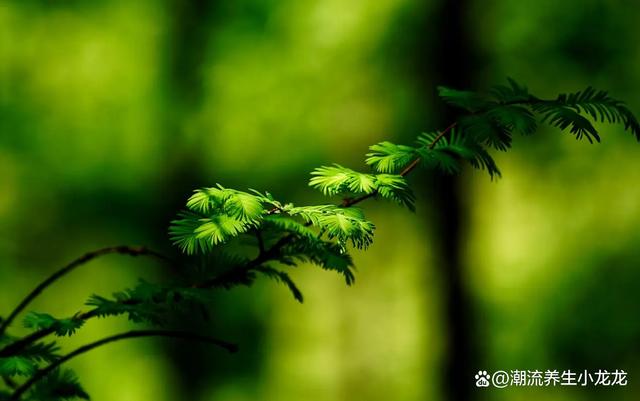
[398,121,458,176]
[9,330,238,400]
[341,192,377,208]
[429,122,458,150]
[266,206,282,215]
[0,246,173,337]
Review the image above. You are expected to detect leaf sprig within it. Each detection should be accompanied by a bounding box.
[1,79,637,401]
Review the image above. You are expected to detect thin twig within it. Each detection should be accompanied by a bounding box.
[207,121,459,286]
[0,310,100,358]
[0,269,241,358]
[266,206,282,215]
[0,246,173,337]
[193,232,294,289]
[398,121,458,177]
[9,330,238,400]
[0,122,457,362]
[341,122,457,208]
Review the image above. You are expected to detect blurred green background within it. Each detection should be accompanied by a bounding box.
[1,0,640,400]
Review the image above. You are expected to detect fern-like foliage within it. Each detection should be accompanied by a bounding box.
[262,214,355,281]
[86,281,211,325]
[310,165,415,210]
[531,86,640,143]
[441,78,639,145]
[310,165,377,195]
[169,185,269,254]
[164,80,640,310]
[1,79,637,401]
[19,343,59,365]
[417,130,502,178]
[254,266,304,302]
[367,129,502,178]
[23,314,84,338]
[26,370,89,401]
[0,357,36,378]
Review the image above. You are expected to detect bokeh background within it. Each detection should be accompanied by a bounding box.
[1,1,640,400]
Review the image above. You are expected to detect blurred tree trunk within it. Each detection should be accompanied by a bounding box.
[159,0,215,201]
[153,3,270,399]
[422,1,478,400]
[156,0,218,398]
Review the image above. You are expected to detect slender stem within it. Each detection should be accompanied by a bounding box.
[0,246,173,336]
[0,310,97,358]
[9,330,238,400]
[266,206,283,215]
[0,276,238,358]
[399,121,458,177]
[342,122,457,208]
[0,121,459,366]
[341,192,377,208]
[194,232,295,289]
[207,121,459,285]
[0,330,54,358]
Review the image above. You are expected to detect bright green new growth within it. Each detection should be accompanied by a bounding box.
[1,79,638,401]
[169,81,639,295]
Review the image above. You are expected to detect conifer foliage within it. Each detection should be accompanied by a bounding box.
[0,80,637,400]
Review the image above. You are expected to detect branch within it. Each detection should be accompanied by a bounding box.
[0,246,173,336]
[341,121,458,208]
[205,121,459,287]
[0,310,98,358]
[399,121,458,176]
[9,330,238,400]
[193,234,293,289]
